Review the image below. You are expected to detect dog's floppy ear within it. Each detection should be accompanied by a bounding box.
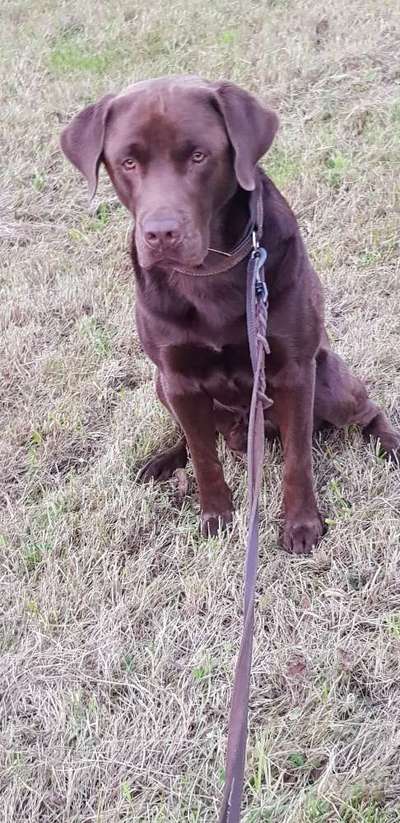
[60,93,115,200]
[211,82,279,191]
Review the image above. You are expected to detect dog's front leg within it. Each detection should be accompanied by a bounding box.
[274,358,324,554]
[165,385,233,536]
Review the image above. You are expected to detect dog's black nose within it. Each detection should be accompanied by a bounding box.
[143,217,182,250]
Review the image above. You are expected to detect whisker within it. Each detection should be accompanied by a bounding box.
[208,247,232,257]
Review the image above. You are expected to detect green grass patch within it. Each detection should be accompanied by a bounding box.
[263,148,302,191]
[323,150,352,189]
[287,751,306,769]
[121,781,134,803]
[78,315,113,357]
[305,795,331,822]
[358,248,384,267]
[121,652,135,673]
[23,539,53,571]
[217,29,238,47]
[340,793,387,823]
[192,657,213,681]
[385,614,400,639]
[390,100,400,125]
[357,228,398,267]
[31,171,45,192]
[85,203,114,232]
[49,33,120,76]
[324,478,352,525]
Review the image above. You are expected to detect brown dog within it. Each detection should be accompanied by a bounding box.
[61,76,400,554]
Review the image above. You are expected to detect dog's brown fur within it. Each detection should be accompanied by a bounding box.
[61,76,400,553]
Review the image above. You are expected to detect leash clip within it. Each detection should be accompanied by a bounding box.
[251,244,268,303]
[255,280,268,304]
[251,245,267,267]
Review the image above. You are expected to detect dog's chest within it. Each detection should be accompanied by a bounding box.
[163,338,250,377]
[161,336,254,408]
[137,278,253,397]
[161,309,251,385]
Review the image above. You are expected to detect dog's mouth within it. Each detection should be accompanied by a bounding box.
[138,248,208,272]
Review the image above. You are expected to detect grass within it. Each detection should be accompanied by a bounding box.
[1,0,400,820]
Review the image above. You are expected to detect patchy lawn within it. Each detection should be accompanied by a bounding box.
[1,0,399,820]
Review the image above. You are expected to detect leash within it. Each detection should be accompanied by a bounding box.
[170,184,271,820]
[218,216,271,822]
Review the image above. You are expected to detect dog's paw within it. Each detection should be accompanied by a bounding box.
[283,511,325,555]
[364,418,400,463]
[379,432,400,464]
[201,508,234,537]
[137,441,187,483]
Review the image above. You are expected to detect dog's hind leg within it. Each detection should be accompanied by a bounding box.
[315,342,400,458]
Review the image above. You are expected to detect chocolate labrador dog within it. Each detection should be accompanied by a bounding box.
[61,76,399,553]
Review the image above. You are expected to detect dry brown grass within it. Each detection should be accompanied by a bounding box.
[1,0,400,820]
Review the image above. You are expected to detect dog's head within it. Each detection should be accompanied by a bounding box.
[61,76,278,270]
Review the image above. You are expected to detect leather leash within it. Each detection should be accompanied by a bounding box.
[171,185,271,821]
[218,209,271,823]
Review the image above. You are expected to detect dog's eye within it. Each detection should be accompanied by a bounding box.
[122,158,137,170]
[192,150,206,163]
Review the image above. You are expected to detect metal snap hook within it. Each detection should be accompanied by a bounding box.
[255,280,268,303]
[251,245,267,268]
